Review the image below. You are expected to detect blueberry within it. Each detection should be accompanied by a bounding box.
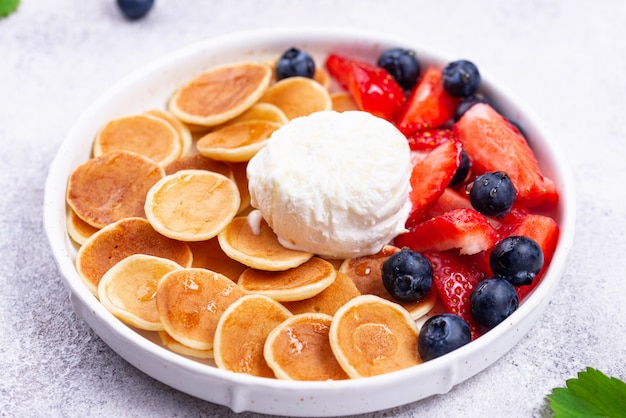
[117,0,154,20]
[448,149,471,187]
[275,48,316,80]
[454,94,490,121]
[418,314,471,361]
[470,277,518,329]
[490,236,544,286]
[442,60,481,97]
[468,171,516,217]
[377,48,421,91]
[381,249,433,302]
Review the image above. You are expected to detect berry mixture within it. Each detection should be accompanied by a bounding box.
[325,49,559,359]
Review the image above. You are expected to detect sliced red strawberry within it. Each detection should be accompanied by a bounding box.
[406,139,462,226]
[453,103,556,208]
[396,67,461,136]
[325,53,406,122]
[426,187,472,218]
[509,214,560,301]
[424,250,487,340]
[396,208,498,255]
[407,128,457,151]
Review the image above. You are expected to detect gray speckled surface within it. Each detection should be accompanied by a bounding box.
[1,1,625,417]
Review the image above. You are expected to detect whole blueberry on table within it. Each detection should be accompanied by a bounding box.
[275,48,316,80]
[418,313,471,361]
[117,0,154,20]
[381,249,433,302]
[442,59,481,97]
[377,48,421,91]
[470,277,518,329]
[468,171,516,217]
[490,236,544,286]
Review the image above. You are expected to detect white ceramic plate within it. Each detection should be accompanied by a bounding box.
[44,28,575,416]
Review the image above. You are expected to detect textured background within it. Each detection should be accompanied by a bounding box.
[1,1,625,417]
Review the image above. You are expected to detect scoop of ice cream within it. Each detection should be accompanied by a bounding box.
[246,110,412,259]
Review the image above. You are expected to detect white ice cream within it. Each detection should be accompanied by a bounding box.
[246,110,412,259]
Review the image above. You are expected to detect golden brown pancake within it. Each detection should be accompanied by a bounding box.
[238,257,336,302]
[339,246,437,320]
[329,295,420,378]
[217,216,313,271]
[258,76,332,120]
[168,62,272,126]
[67,150,165,229]
[144,169,240,241]
[163,154,233,179]
[313,67,331,90]
[218,102,288,127]
[264,313,349,381]
[156,268,243,351]
[93,114,182,166]
[98,254,182,331]
[66,208,99,245]
[214,294,292,378]
[281,270,361,316]
[331,92,359,112]
[196,120,282,162]
[145,109,193,157]
[227,161,251,215]
[158,331,214,359]
[187,237,247,282]
[76,217,192,295]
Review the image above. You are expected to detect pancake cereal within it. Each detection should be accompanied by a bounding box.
[65,50,442,381]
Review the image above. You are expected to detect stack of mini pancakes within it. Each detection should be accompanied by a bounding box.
[65,55,437,380]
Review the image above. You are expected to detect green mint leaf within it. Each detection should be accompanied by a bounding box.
[0,0,20,17]
[548,367,626,417]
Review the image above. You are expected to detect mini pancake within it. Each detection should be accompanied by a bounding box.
[66,208,99,245]
[264,313,349,381]
[163,154,233,179]
[67,150,164,228]
[168,62,272,127]
[217,215,313,271]
[158,331,214,360]
[98,254,183,331]
[214,294,292,378]
[238,257,337,302]
[76,217,192,295]
[281,270,361,316]
[156,268,243,351]
[258,76,332,120]
[218,102,288,127]
[144,169,240,242]
[313,67,331,90]
[329,294,420,378]
[187,237,247,282]
[196,120,282,162]
[228,161,251,215]
[331,92,359,112]
[93,113,182,167]
[145,109,193,157]
[339,246,437,320]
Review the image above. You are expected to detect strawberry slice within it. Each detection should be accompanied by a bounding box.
[424,250,487,340]
[325,53,406,122]
[509,214,559,301]
[396,208,498,255]
[407,128,457,151]
[453,103,555,208]
[425,187,473,219]
[396,67,461,136]
[406,139,462,226]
